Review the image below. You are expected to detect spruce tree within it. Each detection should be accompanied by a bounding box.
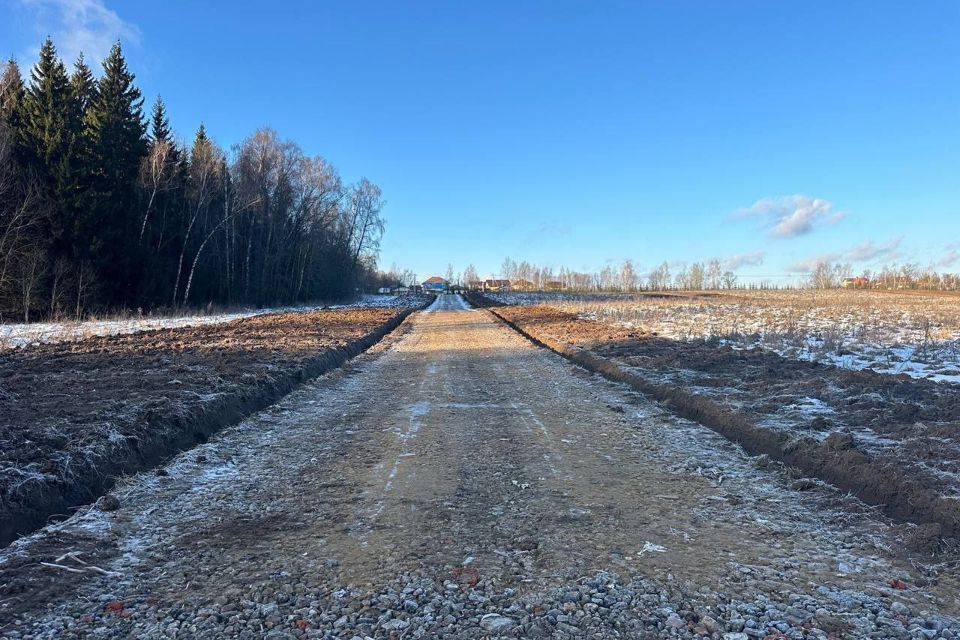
[84,41,147,303]
[147,95,180,167]
[69,53,97,226]
[70,53,97,115]
[149,95,172,144]
[0,59,26,129]
[86,41,146,185]
[21,38,84,264]
[22,38,80,169]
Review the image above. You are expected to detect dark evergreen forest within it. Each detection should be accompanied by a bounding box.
[0,39,385,322]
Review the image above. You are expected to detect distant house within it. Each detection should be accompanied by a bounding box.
[544,280,566,291]
[466,280,484,291]
[511,279,535,291]
[483,279,511,292]
[842,277,869,289]
[422,276,449,292]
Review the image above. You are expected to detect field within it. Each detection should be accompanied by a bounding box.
[2,293,960,639]
[0,295,430,546]
[488,290,960,383]
[0,295,415,350]
[479,290,960,538]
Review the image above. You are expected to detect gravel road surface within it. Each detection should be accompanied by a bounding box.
[2,295,958,639]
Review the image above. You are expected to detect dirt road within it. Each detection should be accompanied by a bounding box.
[3,295,958,638]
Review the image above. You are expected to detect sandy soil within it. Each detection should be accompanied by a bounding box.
[2,295,958,638]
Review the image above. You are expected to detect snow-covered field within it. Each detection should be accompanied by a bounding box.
[488,290,960,383]
[0,294,428,350]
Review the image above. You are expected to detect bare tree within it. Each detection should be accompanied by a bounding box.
[138,139,175,242]
[721,270,737,289]
[345,178,385,270]
[688,262,705,290]
[619,259,636,291]
[463,263,478,287]
[173,134,224,306]
[500,257,516,282]
[0,124,50,319]
[48,256,72,318]
[706,259,723,289]
[647,261,671,290]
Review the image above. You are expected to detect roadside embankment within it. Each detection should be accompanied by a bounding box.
[0,299,430,547]
[467,293,960,539]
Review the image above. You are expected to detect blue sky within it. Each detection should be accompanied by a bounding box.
[3,0,958,283]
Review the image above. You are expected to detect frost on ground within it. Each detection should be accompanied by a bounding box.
[488,290,960,383]
[0,294,427,350]
[1,300,958,639]
[476,297,960,534]
[0,304,423,546]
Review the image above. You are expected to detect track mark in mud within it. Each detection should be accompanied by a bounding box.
[385,400,430,492]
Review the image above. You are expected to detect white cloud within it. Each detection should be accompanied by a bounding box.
[19,0,140,66]
[722,250,766,271]
[787,236,904,273]
[735,194,845,238]
[787,254,834,273]
[934,248,960,270]
[845,236,903,262]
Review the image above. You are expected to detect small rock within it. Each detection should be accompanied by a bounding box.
[479,613,516,633]
[666,613,684,629]
[381,619,408,631]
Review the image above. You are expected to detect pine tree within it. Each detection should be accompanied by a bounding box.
[86,41,146,183]
[194,122,208,146]
[21,38,85,268]
[149,95,172,144]
[69,53,98,230]
[84,41,147,304]
[0,58,26,129]
[22,38,80,169]
[146,94,180,170]
[70,53,97,115]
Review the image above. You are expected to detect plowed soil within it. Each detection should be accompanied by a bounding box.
[0,306,421,546]
[473,297,960,539]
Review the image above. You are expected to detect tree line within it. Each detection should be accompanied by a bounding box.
[443,257,960,292]
[485,258,739,291]
[0,39,384,322]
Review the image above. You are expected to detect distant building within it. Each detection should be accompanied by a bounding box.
[483,279,511,292]
[544,280,566,291]
[422,276,449,292]
[466,280,484,291]
[842,277,869,289]
[511,279,535,291]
